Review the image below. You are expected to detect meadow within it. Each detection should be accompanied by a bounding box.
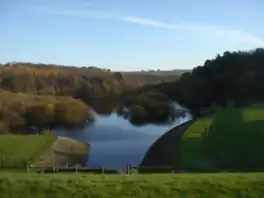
[180,105,264,171]
[0,172,264,198]
[0,132,56,168]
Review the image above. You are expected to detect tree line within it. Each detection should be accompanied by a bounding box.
[0,63,137,102]
[132,48,264,115]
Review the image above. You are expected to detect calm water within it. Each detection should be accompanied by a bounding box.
[54,104,192,169]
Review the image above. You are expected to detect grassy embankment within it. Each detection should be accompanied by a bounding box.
[0,132,90,169]
[180,105,264,171]
[141,105,264,172]
[0,132,56,169]
[0,172,264,197]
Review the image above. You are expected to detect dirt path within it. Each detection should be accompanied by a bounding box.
[140,120,194,168]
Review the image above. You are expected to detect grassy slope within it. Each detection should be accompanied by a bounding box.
[180,105,264,170]
[1,172,264,198]
[0,132,56,168]
[180,115,214,169]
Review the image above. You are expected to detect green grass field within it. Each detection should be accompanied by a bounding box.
[0,132,56,168]
[180,105,264,171]
[1,172,264,198]
[180,115,214,170]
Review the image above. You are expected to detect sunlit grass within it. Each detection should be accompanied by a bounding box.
[0,132,56,168]
[180,116,214,169]
[243,105,264,121]
[180,105,264,171]
[1,172,264,198]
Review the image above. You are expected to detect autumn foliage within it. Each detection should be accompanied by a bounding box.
[0,91,92,134]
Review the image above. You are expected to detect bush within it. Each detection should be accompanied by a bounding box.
[129,105,148,121]
[53,100,91,127]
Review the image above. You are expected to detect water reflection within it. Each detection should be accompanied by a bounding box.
[54,103,192,169]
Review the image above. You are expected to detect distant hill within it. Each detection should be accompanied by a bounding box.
[0,63,134,101]
[0,62,185,94]
[121,69,189,85]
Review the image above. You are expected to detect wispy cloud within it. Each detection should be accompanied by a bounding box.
[122,17,179,29]
[121,17,264,46]
[32,6,264,46]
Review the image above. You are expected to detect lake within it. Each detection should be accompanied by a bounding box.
[54,103,192,170]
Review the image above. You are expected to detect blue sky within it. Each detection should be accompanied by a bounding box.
[1,0,264,71]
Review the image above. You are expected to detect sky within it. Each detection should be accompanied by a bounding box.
[1,0,264,71]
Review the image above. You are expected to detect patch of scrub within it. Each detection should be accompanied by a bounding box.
[52,136,89,155]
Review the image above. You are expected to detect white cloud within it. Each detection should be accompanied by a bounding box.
[32,6,264,46]
[122,17,179,29]
[121,17,264,46]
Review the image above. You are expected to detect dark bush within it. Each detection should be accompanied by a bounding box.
[123,90,173,123]
[129,105,148,120]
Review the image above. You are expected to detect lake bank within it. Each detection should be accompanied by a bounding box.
[1,100,192,171]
